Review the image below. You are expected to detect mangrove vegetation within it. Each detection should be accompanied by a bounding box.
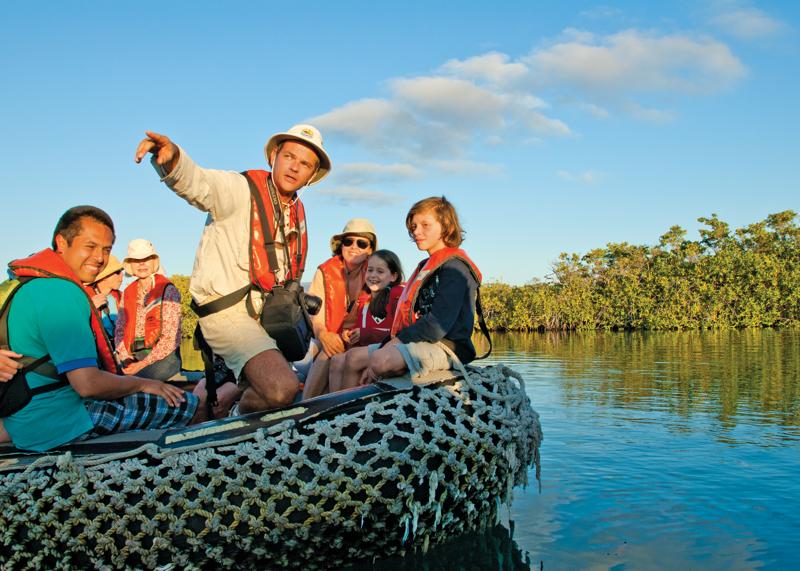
[171,210,799,336]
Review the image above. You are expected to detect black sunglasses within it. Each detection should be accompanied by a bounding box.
[342,237,371,249]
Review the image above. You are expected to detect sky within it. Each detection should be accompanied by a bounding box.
[1,1,797,286]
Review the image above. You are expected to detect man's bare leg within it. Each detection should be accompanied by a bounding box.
[362,345,408,383]
[239,349,299,413]
[341,346,371,389]
[0,420,9,443]
[328,353,347,392]
[191,378,242,420]
[302,352,331,399]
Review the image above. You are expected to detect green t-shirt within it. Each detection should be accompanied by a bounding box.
[3,278,97,451]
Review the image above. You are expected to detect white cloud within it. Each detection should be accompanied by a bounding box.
[526,29,747,94]
[308,26,747,189]
[440,52,528,85]
[622,101,676,123]
[578,102,611,119]
[426,159,504,175]
[711,6,785,39]
[314,185,403,207]
[332,162,421,186]
[308,99,427,159]
[557,170,601,184]
[390,76,508,129]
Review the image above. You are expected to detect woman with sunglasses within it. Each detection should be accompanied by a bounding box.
[301,219,376,398]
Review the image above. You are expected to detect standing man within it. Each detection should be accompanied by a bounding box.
[134,124,331,413]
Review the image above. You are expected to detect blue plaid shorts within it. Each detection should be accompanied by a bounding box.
[83,391,199,437]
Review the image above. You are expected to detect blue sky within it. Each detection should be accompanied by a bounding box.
[1,1,797,285]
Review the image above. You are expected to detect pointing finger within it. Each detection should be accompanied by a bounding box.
[134,139,156,163]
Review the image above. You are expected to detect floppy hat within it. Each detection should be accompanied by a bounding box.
[264,124,331,186]
[89,254,124,285]
[123,239,165,276]
[330,218,377,254]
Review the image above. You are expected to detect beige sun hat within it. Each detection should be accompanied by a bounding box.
[123,239,165,276]
[89,254,124,285]
[330,218,378,254]
[264,124,331,185]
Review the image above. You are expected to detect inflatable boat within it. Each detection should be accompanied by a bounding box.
[0,364,542,570]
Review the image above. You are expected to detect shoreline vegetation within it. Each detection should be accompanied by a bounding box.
[171,210,799,337]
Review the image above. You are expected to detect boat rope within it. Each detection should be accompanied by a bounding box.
[1,365,542,570]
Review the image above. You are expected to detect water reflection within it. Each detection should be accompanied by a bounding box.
[485,330,800,438]
[344,524,535,571]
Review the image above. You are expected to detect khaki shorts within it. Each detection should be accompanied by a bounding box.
[395,341,455,380]
[198,296,277,381]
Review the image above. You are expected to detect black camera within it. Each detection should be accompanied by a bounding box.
[284,280,322,316]
[260,280,321,361]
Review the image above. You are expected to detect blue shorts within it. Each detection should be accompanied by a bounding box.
[82,392,198,438]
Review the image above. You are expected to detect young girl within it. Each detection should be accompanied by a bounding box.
[328,250,404,391]
[341,196,482,388]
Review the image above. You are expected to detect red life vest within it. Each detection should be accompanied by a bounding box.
[120,274,175,355]
[8,249,120,373]
[319,256,367,334]
[244,170,308,291]
[390,248,483,336]
[356,284,404,346]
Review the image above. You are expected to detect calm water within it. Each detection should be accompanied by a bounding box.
[351,330,800,570]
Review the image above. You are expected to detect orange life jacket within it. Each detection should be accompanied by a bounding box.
[121,274,175,355]
[390,248,483,336]
[244,170,307,291]
[319,256,368,334]
[8,249,120,373]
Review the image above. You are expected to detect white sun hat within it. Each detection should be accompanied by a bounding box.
[123,238,165,276]
[329,218,378,254]
[264,124,331,185]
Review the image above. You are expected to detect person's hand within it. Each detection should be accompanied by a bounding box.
[319,330,345,357]
[359,366,378,386]
[137,378,187,408]
[345,328,360,346]
[134,131,180,174]
[0,349,23,382]
[123,361,145,376]
[91,293,108,309]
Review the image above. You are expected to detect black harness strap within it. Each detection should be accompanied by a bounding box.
[190,284,252,319]
[1,278,70,412]
[193,323,218,420]
[474,287,493,360]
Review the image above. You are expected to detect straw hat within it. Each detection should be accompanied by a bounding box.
[89,255,124,285]
[123,239,165,276]
[330,218,377,254]
[264,124,331,185]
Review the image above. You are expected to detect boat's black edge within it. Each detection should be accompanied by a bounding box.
[0,381,414,465]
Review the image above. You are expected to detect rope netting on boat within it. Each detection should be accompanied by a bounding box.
[0,364,542,570]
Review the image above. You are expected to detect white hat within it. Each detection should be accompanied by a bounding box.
[123,238,164,276]
[330,218,378,254]
[264,124,331,185]
[89,254,124,285]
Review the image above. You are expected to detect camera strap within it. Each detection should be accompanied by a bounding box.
[247,176,282,286]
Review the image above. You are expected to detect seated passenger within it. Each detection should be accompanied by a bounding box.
[0,206,200,452]
[115,239,182,380]
[88,254,124,338]
[341,197,482,388]
[328,250,404,392]
[301,219,376,398]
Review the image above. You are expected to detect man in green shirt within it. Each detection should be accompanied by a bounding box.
[0,206,201,452]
